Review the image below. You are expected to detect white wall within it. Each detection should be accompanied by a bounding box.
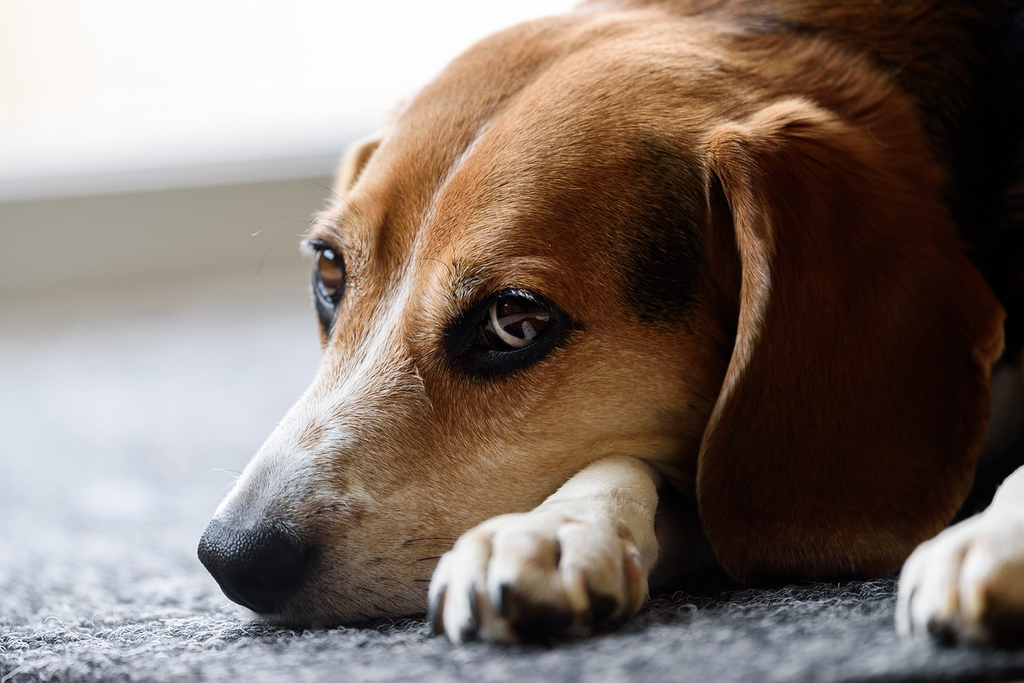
[0,0,577,200]
[0,1,577,299]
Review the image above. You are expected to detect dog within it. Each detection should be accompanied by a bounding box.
[198,0,1024,646]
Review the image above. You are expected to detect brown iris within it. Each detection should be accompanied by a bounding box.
[482,295,551,350]
[315,248,344,303]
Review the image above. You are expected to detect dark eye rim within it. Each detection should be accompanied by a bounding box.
[445,288,575,379]
[304,238,346,333]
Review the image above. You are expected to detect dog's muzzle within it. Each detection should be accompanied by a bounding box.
[197,517,313,614]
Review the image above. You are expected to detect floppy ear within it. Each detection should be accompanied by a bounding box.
[697,98,1005,583]
[333,129,386,196]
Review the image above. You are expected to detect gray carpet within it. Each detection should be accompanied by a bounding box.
[3,268,1024,683]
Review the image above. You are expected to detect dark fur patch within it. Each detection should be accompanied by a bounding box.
[617,140,707,326]
[934,7,1024,232]
[950,8,1024,351]
[499,584,577,641]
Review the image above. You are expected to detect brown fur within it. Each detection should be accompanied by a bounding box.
[200,0,1023,636]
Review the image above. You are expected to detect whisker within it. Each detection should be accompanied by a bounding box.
[209,469,243,498]
[375,575,425,601]
[211,468,242,479]
[357,586,409,618]
[422,257,457,280]
[304,215,327,237]
[289,178,343,204]
[255,218,316,277]
[402,537,458,547]
[250,218,313,238]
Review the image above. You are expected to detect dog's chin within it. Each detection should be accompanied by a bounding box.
[255,608,425,632]
[250,604,326,630]
[252,605,423,631]
[252,610,337,631]
[239,580,428,630]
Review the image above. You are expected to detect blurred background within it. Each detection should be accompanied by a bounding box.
[0,1,575,568]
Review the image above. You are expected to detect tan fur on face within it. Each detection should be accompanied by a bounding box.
[209,0,1013,627]
[216,13,744,624]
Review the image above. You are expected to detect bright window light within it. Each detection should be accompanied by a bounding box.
[0,1,577,200]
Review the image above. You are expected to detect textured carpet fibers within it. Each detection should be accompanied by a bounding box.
[3,271,1024,682]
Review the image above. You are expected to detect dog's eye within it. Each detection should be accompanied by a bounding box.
[315,248,345,304]
[446,289,572,378]
[307,242,346,333]
[481,295,551,351]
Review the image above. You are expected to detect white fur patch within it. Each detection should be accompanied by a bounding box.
[214,266,424,522]
[897,465,1024,646]
[428,455,659,643]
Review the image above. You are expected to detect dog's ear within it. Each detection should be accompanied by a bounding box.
[333,130,386,196]
[697,98,1005,583]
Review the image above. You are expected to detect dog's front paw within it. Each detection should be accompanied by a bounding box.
[427,509,648,643]
[897,511,1024,648]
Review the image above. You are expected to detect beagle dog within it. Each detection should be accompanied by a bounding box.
[198,0,1024,647]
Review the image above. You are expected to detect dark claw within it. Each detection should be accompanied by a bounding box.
[905,586,917,636]
[468,585,479,623]
[502,584,575,642]
[458,622,479,642]
[926,617,958,647]
[428,586,447,635]
[457,585,480,641]
[587,589,619,625]
[493,582,511,618]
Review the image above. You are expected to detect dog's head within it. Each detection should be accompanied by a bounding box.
[199,9,1003,625]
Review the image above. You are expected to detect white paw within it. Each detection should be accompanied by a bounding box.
[897,510,1024,647]
[427,509,648,643]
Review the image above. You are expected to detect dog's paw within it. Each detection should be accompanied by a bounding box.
[427,509,648,643]
[897,510,1024,648]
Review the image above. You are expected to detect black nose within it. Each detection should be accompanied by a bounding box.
[197,517,312,614]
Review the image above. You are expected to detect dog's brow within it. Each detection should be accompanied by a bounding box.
[308,212,347,241]
[446,262,484,301]
[442,257,569,309]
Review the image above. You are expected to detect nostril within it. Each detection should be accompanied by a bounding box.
[198,518,313,614]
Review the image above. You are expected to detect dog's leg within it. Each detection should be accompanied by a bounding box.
[897,464,1024,647]
[428,455,661,643]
